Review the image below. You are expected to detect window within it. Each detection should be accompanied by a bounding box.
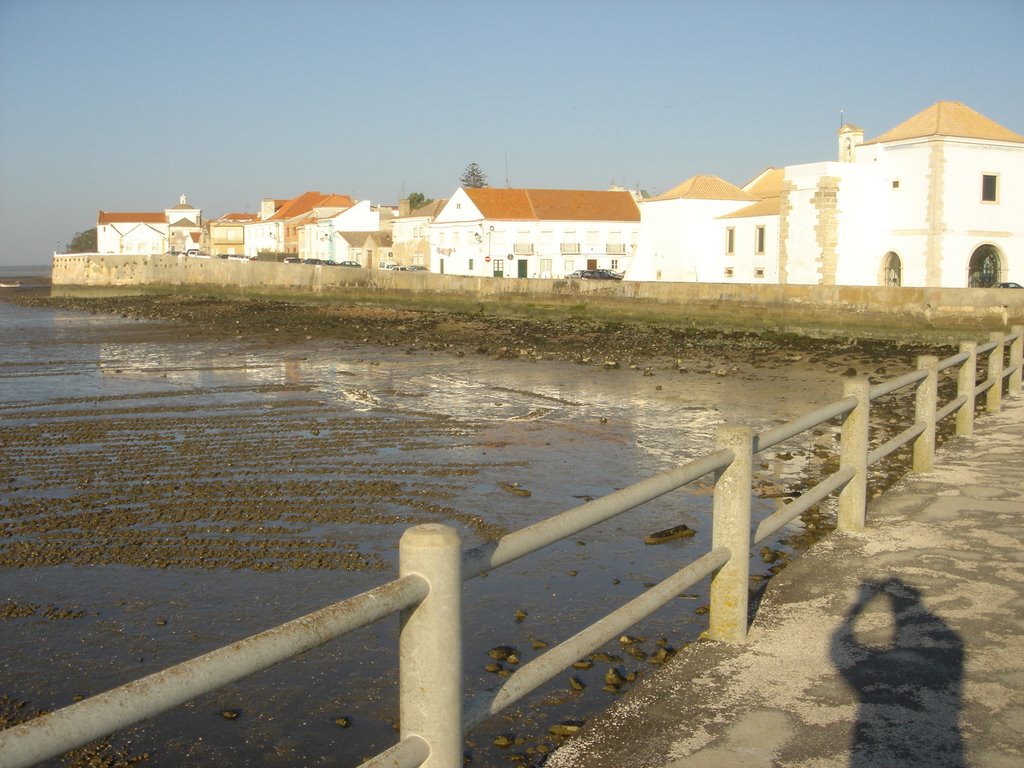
[468,258,474,271]
[723,267,734,278]
[725,227,735,255]
[610,259,619,270]
[755,225,766,255]
[892,180,900,189]
[586,230,599,246]
[564,260,574,273]
[754,267,765,279]
[982,174,998,202]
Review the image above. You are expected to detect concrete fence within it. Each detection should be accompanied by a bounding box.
[2,325,1020,768]
[51,254,1024,338]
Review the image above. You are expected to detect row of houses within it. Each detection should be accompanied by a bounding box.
[94,101,1023,288]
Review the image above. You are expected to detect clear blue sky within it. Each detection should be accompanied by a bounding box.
[1,0,1021,265]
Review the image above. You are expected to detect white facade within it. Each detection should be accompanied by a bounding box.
[633,102,1024,288]
[96,217,168,255]
[430,187,640,278]
[853,134,1024,287]
[307,201,381,262]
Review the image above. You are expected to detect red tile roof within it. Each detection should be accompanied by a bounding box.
[97,211,165,224]
[463,188,639,221]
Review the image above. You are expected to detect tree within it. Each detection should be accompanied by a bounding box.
[459,162,487,188]
[407,192,433,211]
[67,228,97,253]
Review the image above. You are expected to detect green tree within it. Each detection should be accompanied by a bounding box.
[407,192,433,211]
[459,162,487,188]
[67,228,97,253]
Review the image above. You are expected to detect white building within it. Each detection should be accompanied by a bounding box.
[430,187,641,278]
[242,192,353,258]
[305,200,381,263]
[96,194,201,255]
[627,175,756,282]
[630,101,1024,287]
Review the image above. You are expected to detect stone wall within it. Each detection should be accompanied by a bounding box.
[52,254,1024,341]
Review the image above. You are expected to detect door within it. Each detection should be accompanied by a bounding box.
[518,259,528,278]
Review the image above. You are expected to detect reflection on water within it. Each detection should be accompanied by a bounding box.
[0,300,840,766]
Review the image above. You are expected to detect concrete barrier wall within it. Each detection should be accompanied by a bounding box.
[52,254,1024,340]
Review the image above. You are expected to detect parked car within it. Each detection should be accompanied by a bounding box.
[578,269,623,280]
[338,260,362,268]
[399,265,429,272]
[283,256,301,263]
[995,282,1022,288]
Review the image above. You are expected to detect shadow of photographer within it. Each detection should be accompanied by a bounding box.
[830,577,965,767]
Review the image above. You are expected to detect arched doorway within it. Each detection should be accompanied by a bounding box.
[883,252,902,286]
[968,244,1001,287]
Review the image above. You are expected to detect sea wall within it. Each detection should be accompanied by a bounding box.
[52,254,1024,341]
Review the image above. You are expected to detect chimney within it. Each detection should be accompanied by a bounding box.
[398,197,411,217]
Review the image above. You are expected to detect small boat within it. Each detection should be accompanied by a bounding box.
[0,281,22,288]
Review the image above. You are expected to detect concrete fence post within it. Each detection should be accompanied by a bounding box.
[1009,325,1023,397]
[837,378,870,532]
[708,424,753,644]
[987,331,1005,413]
[957,341,977,436]
[399,524,463,768]
[913,356,938,473]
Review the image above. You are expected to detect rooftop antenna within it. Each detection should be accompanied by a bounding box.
[504,153,510,187]
[840,109,844,127]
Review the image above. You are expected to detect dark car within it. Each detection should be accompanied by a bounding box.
[338,260,362,268]
[578,269,623,280]
[995,282,1022,288]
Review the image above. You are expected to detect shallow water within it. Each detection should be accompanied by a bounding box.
[0,298,844,766]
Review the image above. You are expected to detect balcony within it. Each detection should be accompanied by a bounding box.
[606,243,627,255]
[513,243,534,255]
[560,242,580,255]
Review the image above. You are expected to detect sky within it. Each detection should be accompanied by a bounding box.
[1,0,1022,265]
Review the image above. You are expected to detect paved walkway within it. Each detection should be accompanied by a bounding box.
[546,397,1024,768]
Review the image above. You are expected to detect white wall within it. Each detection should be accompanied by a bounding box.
[97,222,168,255]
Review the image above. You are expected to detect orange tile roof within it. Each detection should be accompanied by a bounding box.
[463,188,639,222]
[864,101,1024,145]
[267,191,354,221]
[320,194,355,208]
[97,211,166,224]
[742,167,785,199]
[218,212,259,222]
[647,175,755,202]
[719,197,781,219]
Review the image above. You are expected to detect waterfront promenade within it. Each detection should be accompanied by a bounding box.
[547,396,1024,768]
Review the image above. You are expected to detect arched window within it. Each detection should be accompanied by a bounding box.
[883,252,902,286]
[968,245,1001,287]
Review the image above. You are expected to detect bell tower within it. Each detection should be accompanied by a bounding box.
[838,123,864,162]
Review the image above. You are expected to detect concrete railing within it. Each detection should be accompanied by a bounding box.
[1,326,1021,768]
